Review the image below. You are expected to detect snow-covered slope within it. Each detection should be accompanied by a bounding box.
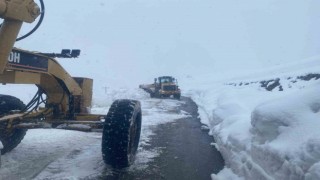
[181,56,320,179]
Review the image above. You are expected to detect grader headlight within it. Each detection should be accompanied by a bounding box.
[0,0,40,23]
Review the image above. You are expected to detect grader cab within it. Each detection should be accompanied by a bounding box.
[0,0,142,168]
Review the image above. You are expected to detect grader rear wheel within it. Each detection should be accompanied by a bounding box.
[102,99,142,168]
[0,95,27,154]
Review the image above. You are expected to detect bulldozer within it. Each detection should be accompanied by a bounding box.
[0,0,142,168]
[140,76,181,100]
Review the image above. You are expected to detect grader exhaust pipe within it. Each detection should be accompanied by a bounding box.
[0,0,40,74]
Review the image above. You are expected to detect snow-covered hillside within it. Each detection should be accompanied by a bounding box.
[181,56,320,179]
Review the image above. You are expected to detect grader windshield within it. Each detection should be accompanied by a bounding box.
[159,76,175,83]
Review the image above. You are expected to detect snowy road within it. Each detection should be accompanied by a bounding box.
[0,89,224,180]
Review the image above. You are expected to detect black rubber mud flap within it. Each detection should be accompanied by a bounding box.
[102,99,142,168]
[0,95,27,155]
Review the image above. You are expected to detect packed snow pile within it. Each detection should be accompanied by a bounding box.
[250,86,320,179]
[181,56,320,180]
[211,167,244,180]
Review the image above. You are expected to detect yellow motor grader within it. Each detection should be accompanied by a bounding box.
[140,76,181,100]
[0,0,142,168]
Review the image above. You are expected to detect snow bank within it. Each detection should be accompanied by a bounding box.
[211,167,244,180]
[250,85,320,179]
[182,57,320,179]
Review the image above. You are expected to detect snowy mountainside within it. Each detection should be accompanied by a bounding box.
[180,56,320,180]
[227,72,320,92]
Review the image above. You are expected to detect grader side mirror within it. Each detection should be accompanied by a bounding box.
[61,49,80,58]
[61,49,71,56]
[71,49,81,57]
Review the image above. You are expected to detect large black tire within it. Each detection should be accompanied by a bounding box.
[102,99,142,168]
[0,95,27,155]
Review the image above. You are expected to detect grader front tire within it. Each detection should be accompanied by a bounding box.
[0,95,27,154]
[102,99,142,168]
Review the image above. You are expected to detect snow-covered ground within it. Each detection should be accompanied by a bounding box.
[0,89,189,179]
[180,56,320,180]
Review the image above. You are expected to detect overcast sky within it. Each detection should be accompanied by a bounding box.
[13,0,320,89]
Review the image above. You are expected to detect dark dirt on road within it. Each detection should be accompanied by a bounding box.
[99,97,225,180]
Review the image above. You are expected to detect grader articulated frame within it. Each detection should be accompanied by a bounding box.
[0,0,142,168]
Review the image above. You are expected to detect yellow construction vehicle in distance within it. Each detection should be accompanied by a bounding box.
[140,76,181,100]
